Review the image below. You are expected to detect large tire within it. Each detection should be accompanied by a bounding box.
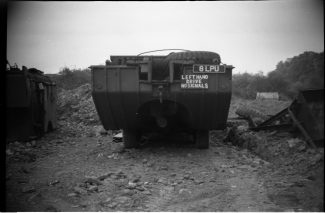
[195,130,209,149]
[123,130,141,148]
[166,51,221,64]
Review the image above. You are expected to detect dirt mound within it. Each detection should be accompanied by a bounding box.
[56,84,105,137]
[224,123,324,211]
[57,84,99,125]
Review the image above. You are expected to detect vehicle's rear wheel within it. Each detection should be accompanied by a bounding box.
[123,129,141,148]
[195,130,209,149]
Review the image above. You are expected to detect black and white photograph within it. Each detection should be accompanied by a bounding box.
[5,0,324,212]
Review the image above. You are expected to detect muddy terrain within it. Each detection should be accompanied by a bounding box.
[5,86,324,212]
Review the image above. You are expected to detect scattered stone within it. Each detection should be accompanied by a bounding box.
[194,179,204,185]
[298,144,306,151]
[136,186,145,191]
[287,138,303,148]
[116,196,130,204]
[187,153,192,157]
[104,197,112,203]
[110,174,118,180]
[307,149,316,155]
[122,189,134,196]
[108,202,118,208]
[132,175,141,183]
[238,165,251,170]
[73,186,87,195]
[31,140,36,146]
[147,162,154,167]
[142,159,148,164]
[88,185,98,192]
[127,182,137,189]
[68,193,78,197]
[179,188,191,195]
[14,141,21,146]
[160,166,168,171]
[99,127,108,135]
[313,153,323,164]
[49,180,60,186]
[6,149,13,155]
[117,170,125,175]
[136,181,143,186]
[183,174,190,180]
[79,201,88,208]
[22,186,36,193]
[78,182,87,188]
[143,190,151,195]
[157,178,167,185]
[237,125,248,132]
[85,176,103,185]
[97,172,112,181]
[170,173,177,177]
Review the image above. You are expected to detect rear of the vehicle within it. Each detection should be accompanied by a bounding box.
[91,50,233,148]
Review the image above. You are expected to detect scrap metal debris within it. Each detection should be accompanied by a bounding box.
[251,89,324,148]
[113,132,123,143]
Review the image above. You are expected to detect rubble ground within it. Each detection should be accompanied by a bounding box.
[5,85,324,211]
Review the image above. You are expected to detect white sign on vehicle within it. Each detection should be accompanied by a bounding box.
[181,74,208,89]
[193,64,225,73]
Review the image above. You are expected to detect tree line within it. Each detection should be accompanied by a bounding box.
[48,51,324,99]
[232,51,324,99]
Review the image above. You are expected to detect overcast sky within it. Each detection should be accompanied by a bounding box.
[7,0,324,74]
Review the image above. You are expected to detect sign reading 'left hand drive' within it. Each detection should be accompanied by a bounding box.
[181,74,208,89]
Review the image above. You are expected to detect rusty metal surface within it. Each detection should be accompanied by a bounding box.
[91,51,233,133]
[6,65,57,142]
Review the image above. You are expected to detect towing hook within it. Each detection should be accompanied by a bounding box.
[158,85,163,104]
